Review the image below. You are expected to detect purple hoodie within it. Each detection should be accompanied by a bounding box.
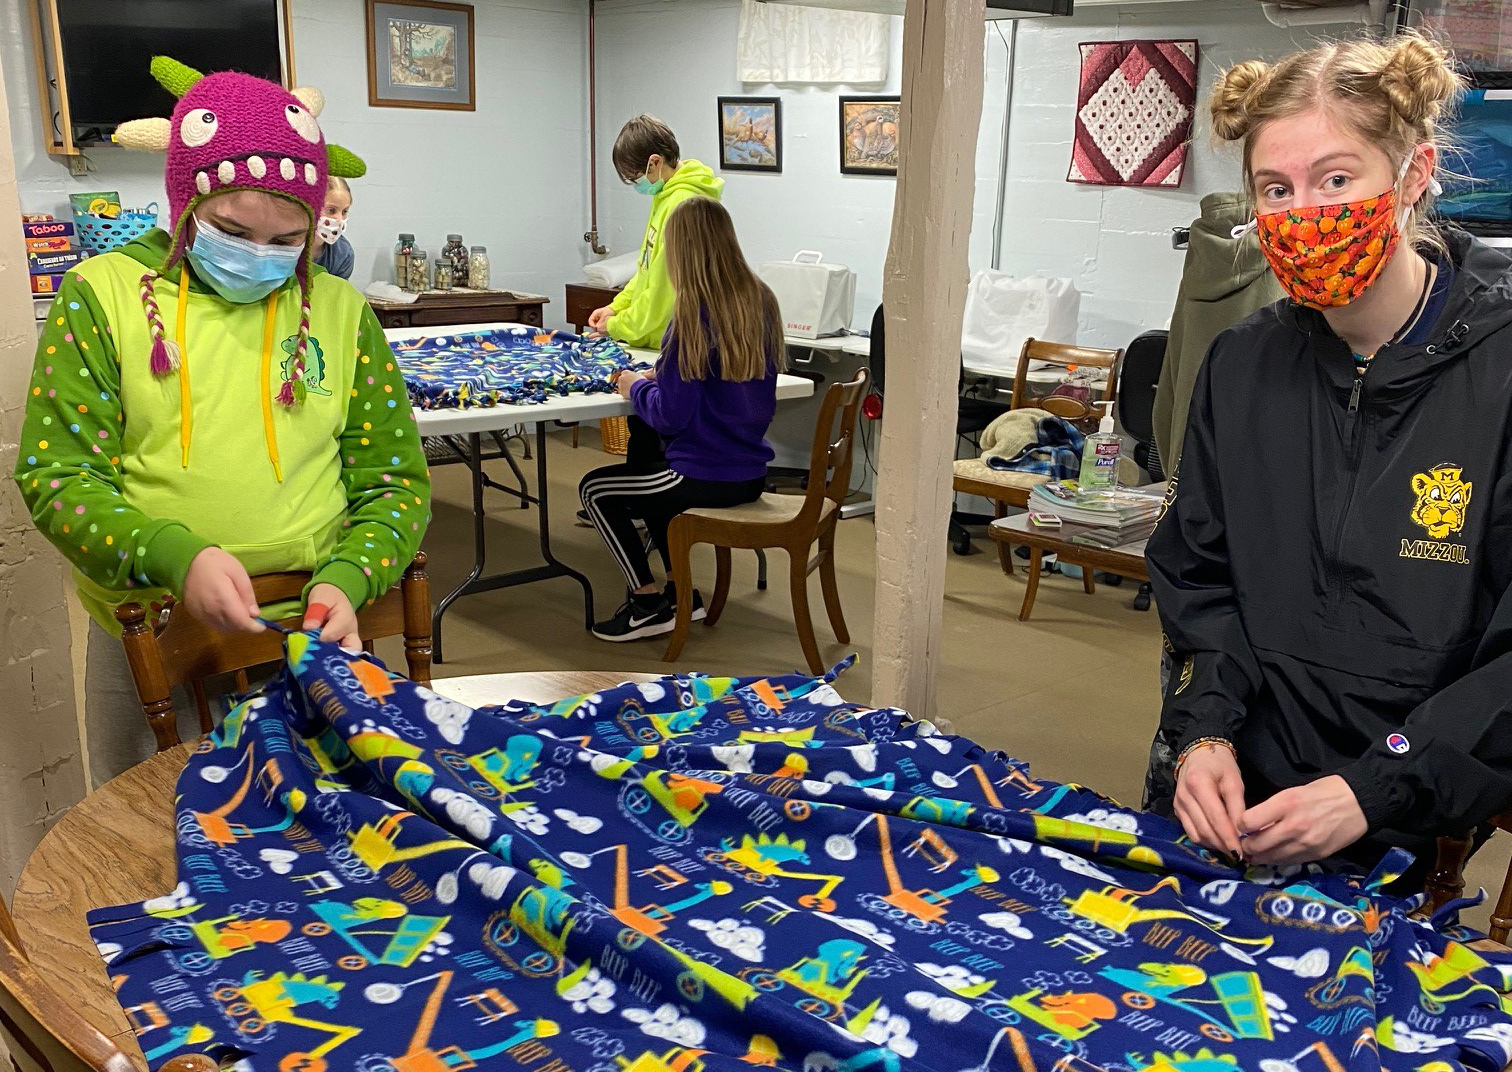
[629,324,778,482]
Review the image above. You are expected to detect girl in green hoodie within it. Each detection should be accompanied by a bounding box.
[15,58,431,784]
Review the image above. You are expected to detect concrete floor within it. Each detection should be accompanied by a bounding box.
[393,426,1512,930]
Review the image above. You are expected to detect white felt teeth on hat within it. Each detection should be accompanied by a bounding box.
[217,160,235,185]
[280,157,296,181]
[304,163,317,186]
[248,155,267,179]
[195,171,211,195]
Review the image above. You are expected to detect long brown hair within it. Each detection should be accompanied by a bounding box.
[1211,32,1464,252]
[664,198,784,383]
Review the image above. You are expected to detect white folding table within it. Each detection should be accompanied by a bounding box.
[388,322,814,661]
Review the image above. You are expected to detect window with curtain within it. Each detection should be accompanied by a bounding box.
[737,1,892,84]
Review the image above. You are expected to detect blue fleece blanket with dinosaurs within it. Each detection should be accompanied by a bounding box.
[88,633,1512,1072]
[392,327,651,410]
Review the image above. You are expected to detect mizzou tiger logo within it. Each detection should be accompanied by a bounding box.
[1410,464,1472,540]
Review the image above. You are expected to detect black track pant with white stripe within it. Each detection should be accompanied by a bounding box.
[580,464,766,590]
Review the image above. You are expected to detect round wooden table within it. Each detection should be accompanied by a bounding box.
[12,670,655,1071]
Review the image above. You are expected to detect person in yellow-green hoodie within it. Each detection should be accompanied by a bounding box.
[14,57,431,784]
[587,116,725,348]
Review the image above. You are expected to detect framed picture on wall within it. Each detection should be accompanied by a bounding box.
[718,97,782,173]
[840,96,900,175]
[366,0,476,111]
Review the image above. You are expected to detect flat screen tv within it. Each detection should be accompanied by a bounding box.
[1439,89,1512,236]
[56,0,285,136]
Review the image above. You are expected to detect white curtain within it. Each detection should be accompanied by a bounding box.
[737,1,891,85]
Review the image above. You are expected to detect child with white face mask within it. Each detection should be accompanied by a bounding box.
[314,176,355,280]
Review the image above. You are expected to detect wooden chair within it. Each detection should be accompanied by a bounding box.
[1428,817,1512,942]
[116,553,433,751]
[663,371,869,674]
[0,896,212,1072]
[952,337,1124,575]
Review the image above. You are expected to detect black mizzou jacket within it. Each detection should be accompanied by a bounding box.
[1148,229,1512,840]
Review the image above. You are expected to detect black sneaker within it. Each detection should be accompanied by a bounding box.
[592,592,676,642]
[664,582,707,622]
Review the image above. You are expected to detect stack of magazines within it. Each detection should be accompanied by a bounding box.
[1029,481,1166,549]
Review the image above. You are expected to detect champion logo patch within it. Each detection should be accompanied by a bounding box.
[1386,732,1410,754]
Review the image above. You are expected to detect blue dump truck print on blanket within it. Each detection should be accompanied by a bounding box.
[89,633,1512,1072]
[392,327,651,410]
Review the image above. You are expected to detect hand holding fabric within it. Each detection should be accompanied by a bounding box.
[303,583,360,648]
[183,547,263,633]
[1174,743,1245,856]
[1240,775,1368,865]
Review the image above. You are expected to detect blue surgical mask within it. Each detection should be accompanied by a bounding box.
[634,167,665,197]
[186,216,305,303]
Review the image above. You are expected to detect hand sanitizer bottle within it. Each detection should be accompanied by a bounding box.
[1079,401,1122,489]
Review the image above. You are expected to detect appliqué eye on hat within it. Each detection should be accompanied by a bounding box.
[1386,732,1410,754]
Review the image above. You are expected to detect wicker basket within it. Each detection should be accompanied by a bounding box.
[599,416,630,455]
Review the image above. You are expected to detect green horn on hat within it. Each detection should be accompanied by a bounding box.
[327,144,368,179]
[150,56,206,100]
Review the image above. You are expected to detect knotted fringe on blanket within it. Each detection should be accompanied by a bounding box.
[90,635,1512,1072]
[981,408,1086,481]
[392,326,652,410]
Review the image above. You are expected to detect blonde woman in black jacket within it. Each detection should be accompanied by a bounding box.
[1147,34,1512,886]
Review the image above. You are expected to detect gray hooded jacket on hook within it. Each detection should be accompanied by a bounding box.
[1154,192,1285,472]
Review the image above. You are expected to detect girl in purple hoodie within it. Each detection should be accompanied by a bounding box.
[581,198,782,641]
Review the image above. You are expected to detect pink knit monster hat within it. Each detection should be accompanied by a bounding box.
[115,56,366,406]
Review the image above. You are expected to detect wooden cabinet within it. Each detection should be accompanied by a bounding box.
[369,290,548,331]
[564,283,622,331]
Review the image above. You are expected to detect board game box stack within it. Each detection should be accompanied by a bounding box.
[21,214,91,295]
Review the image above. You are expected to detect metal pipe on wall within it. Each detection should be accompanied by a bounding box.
[990,19,1017,270]
[584,0,609,255]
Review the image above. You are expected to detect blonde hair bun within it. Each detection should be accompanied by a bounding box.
[1211,60,1272,143]
[1379,35,1460,127]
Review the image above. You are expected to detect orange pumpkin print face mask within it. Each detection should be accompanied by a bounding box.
[1254,186,1403,309]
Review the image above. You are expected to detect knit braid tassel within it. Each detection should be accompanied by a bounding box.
[277,289,315,408]
[139,271,181,374]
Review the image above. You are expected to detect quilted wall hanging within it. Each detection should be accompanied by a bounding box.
[1069,40,1199,188]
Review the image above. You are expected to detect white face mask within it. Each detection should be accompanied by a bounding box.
[316,216,346,244]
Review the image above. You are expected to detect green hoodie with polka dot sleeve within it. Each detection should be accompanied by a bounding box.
[14,233,432,633]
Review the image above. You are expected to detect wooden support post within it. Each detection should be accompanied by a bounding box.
[871,0,986,717]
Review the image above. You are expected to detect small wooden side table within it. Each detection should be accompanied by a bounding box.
[990,513,1149,621]
[368,289,548,330]
[565,282,622,332]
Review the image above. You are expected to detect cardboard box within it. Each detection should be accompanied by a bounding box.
[28,249,91,274]
[23,220,74,241]
[26,236,73,253]
[21,213,54,223]
[30,274,66,294]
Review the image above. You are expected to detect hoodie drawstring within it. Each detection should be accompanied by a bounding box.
[259,290,285,483]
[176,272,192,467]
[148,268,283,481]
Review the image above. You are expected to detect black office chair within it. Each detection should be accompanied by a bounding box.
[1119,330,1167,483]
[1117,329,1168,611]
[868,304,1011,555]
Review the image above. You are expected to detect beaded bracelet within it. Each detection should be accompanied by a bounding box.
[1175,736,1236,779]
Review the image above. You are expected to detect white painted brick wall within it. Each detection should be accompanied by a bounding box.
[0,41,86,894]
[1000,0,1335,350]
